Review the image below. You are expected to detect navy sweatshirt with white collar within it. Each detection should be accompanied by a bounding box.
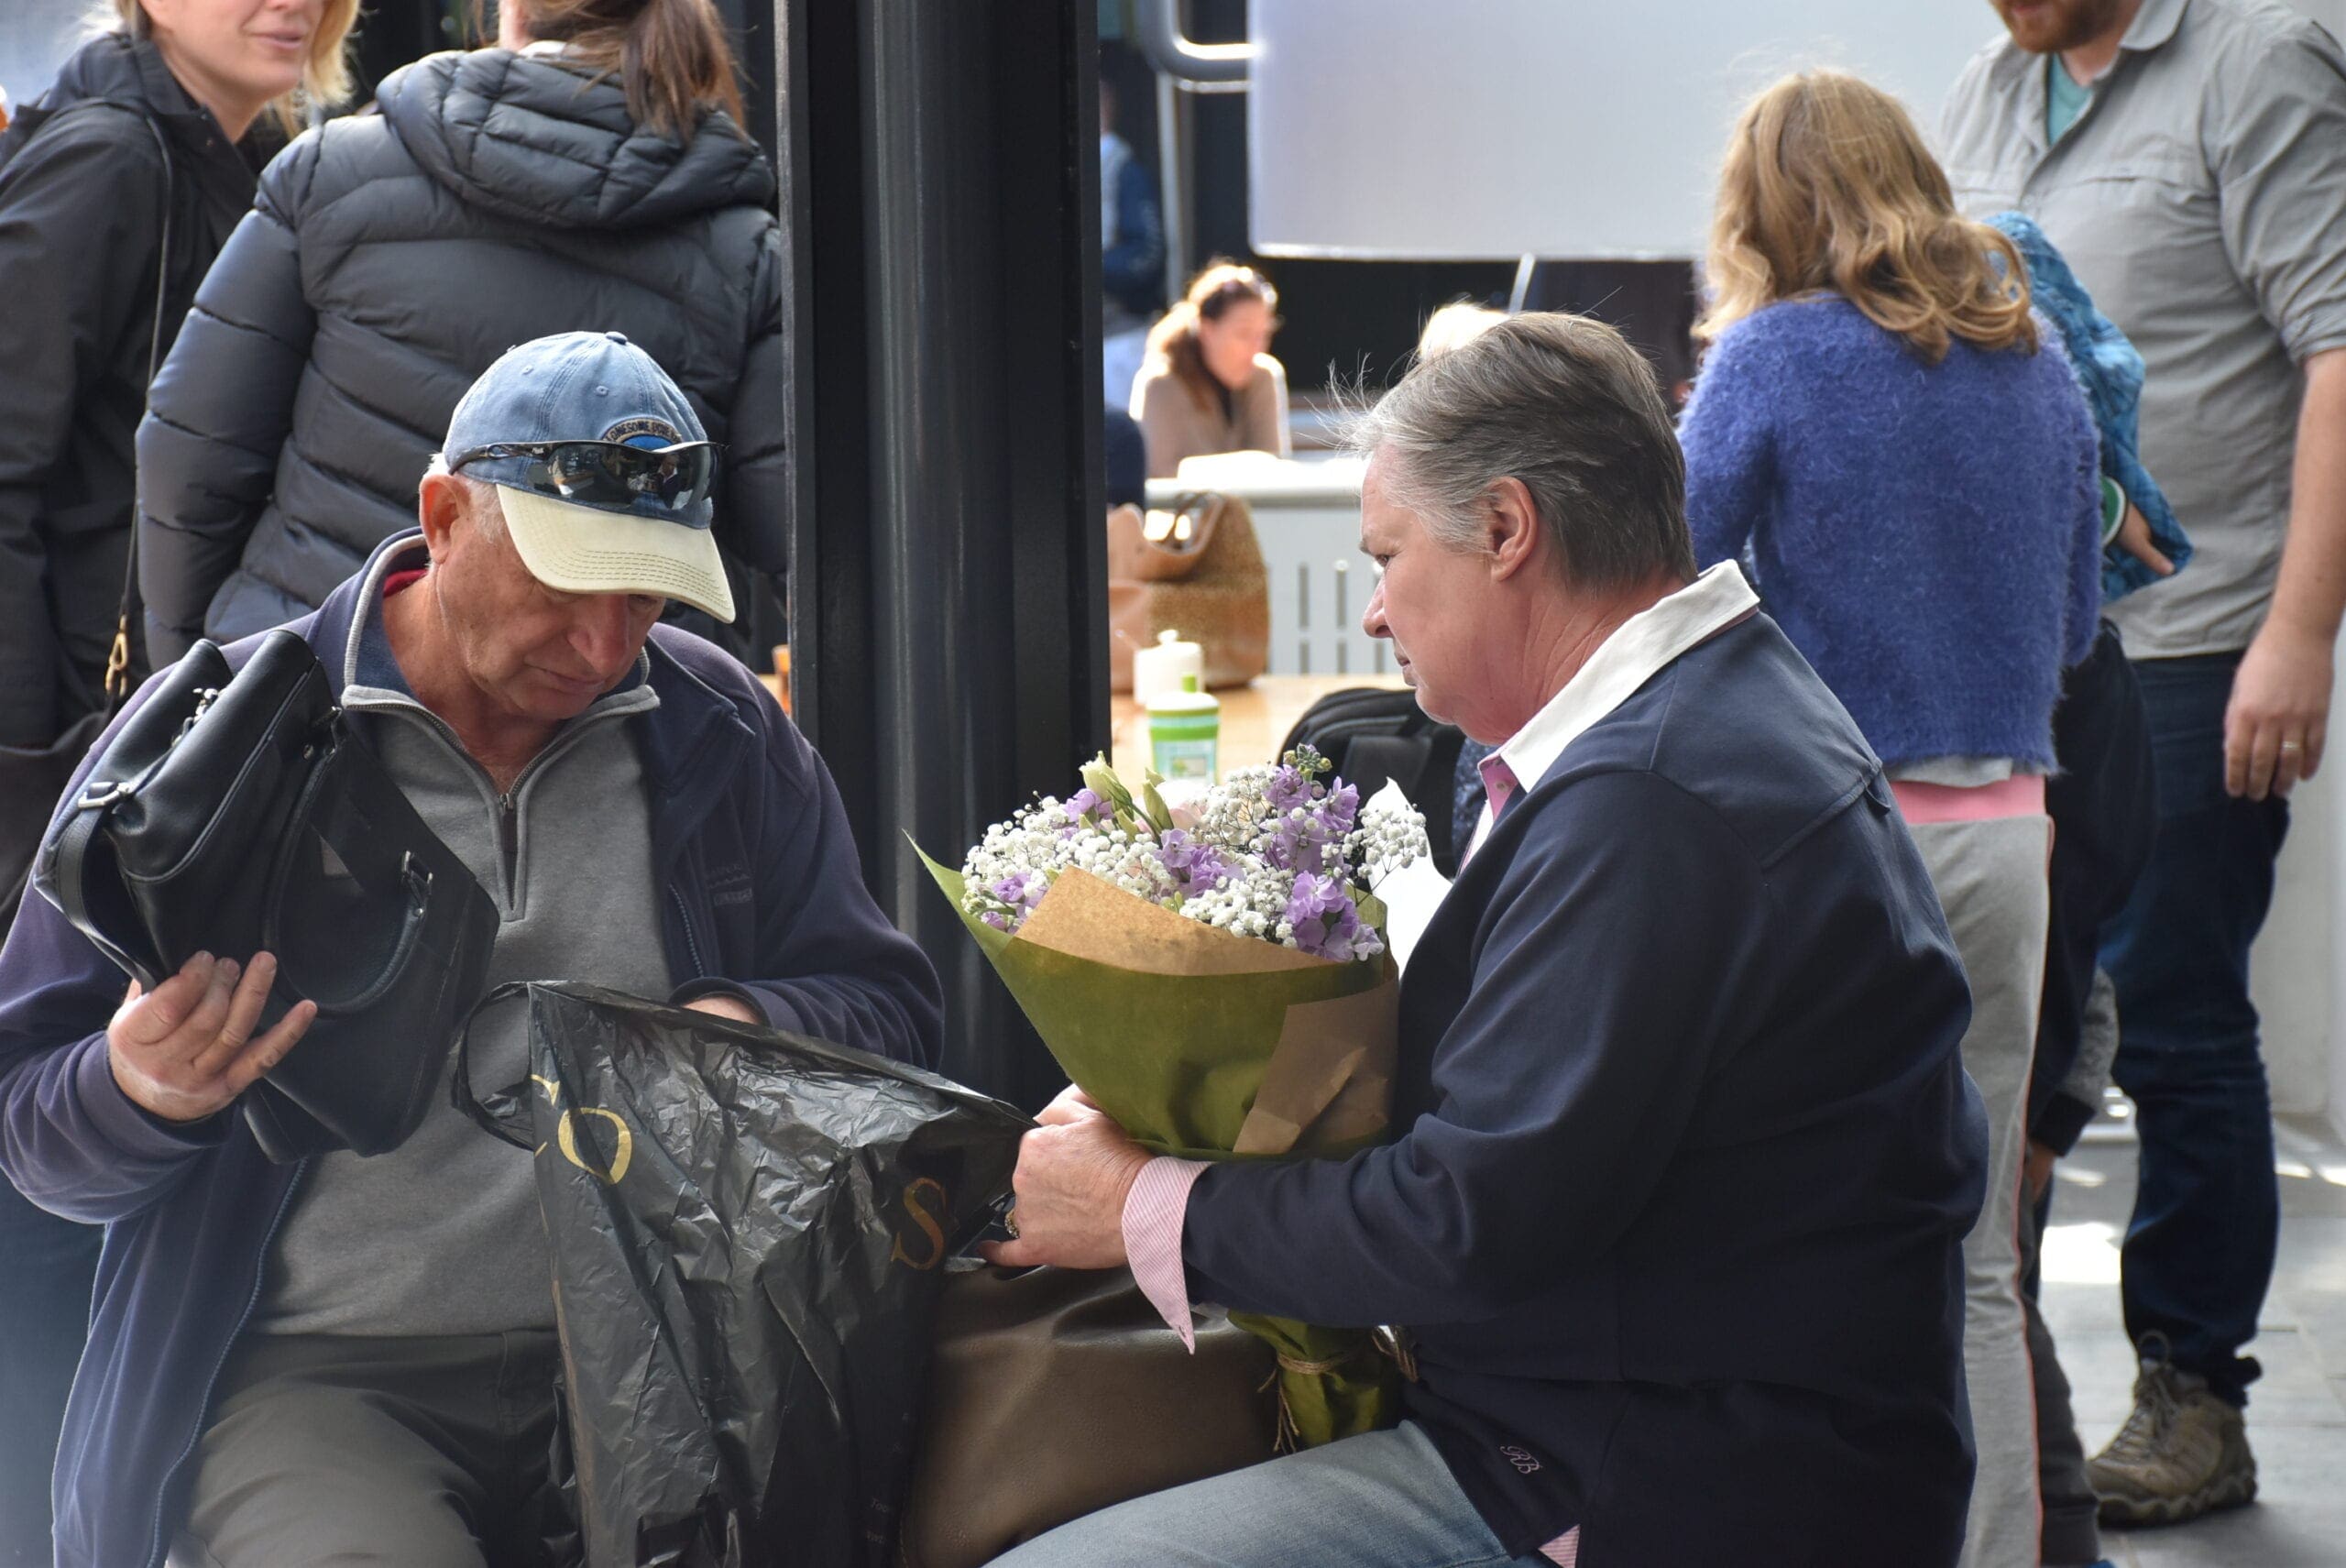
[1180,610,1989,1564]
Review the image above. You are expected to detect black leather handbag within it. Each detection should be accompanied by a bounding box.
[33,630,499,1162]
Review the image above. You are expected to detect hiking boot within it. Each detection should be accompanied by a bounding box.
[2087,1337,2257,1528]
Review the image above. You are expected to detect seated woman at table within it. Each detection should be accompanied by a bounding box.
[1130,262,1291,478]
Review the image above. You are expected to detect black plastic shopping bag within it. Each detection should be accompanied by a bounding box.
[458,982,1030,1568]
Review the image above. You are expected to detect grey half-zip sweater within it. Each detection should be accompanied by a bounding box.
[253,565,672,1335]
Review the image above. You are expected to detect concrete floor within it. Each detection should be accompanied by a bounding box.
[2038,1113,2346,1568]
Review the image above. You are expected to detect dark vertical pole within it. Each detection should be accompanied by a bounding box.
[779,0,1107,1108]
[707,0,777,161]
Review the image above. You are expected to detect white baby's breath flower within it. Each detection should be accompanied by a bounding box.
[961,759,1420,954]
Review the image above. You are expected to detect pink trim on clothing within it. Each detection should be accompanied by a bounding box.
[1127,1154,1578,1560]
[1889,773,2047,825]
[1123,1156,1210,1350]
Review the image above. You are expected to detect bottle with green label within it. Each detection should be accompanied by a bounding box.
[1148,674,1220,787]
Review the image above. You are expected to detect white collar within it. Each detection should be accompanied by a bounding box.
[1481,561,1759,818]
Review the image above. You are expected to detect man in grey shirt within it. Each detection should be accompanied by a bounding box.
[1942,0,2346,1531]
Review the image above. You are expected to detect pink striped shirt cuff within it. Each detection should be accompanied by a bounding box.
[1122,1155,1210,1350]
[1122,1157,1580,1566]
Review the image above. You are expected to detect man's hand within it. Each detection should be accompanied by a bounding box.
[2226,617,2333,800]
[2230,350,2346,802]
[683,992,762,1025]
[981,1084,1150,1271]
[2113,502,2176,577]
[108,952,315,1124]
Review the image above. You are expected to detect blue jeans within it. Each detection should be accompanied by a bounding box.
[990,1423,1552,1568]
[2099,652,2287,1407]
[0,1179,100,1567]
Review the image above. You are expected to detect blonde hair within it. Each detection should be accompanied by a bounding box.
[1417,301,1507,361]
[105,0,358,136]
[1696,70,2034,364]
[1144,261,1279,414]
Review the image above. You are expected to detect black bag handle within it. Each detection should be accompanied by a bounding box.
[452,980,539,1151]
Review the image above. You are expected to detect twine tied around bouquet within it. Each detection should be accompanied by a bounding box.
[1262,1352,1354,1453]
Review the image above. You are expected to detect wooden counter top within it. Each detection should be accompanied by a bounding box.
[1111,673,1408,779]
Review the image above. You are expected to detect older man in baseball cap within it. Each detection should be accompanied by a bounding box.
[0,332,943,1567]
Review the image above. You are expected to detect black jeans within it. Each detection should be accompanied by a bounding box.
[0,1181,100,1568]
[2099,652,2288,1406]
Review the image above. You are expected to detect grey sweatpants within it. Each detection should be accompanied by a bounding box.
[1912,816,2052,1568]
[168,1331,559,1568]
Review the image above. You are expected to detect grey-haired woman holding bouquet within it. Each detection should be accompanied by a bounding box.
[976,312,1987,1568]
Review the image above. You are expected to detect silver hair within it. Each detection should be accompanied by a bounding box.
[1343,313,1694,587]
[424,455,505,539]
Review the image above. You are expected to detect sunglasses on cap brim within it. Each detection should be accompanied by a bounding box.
[448,439,718,517]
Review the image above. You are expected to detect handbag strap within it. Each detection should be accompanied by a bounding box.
[103,113,177,707]
[44,802,152,984]
[450,980,539,1151]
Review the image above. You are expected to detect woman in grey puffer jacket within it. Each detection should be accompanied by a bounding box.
[137,0,785,664]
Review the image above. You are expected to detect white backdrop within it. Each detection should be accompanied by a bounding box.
[1249,1,2019,259]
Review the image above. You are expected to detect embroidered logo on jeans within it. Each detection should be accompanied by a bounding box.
[1499,1445,1543,1475]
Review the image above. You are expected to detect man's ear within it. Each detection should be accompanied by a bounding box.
[416,471,466,560]
[1485,477,1543,583]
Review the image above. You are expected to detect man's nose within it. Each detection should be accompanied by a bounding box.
[568,598,642,675]
[1362,576,1389,640]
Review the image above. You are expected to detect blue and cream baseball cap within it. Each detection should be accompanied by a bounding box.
[443,331,734,623]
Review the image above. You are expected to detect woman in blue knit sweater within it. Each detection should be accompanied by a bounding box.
[1678,71,2102,1568]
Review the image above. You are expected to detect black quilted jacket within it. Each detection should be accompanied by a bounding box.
[136,49,786,663]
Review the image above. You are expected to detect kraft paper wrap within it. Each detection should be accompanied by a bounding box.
[920,854,1402,1446]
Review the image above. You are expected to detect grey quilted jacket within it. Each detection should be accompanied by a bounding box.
[136,49,786,663]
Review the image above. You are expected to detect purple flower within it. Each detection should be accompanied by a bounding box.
[988,871,1049,916]
[1066,788,1112,826]
[1266,765,1316,814]
[1321,782,1360,838]
[1284,872,1384,963]
[980,911,1012,931]
[1266,808,1338,876]
[1156,828,1231,893]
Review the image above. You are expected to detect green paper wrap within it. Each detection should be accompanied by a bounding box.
[920,850,1402,1448]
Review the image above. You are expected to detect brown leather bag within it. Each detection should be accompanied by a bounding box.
[896,1263,1279,1567]
[1105,499,1221,583]
[1107,494,1270,692]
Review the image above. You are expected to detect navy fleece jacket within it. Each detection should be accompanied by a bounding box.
[0,533,940,1568]
[1180,613,1989,1564]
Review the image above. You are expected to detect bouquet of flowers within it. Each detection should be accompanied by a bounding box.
[921,748,1429,1449]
